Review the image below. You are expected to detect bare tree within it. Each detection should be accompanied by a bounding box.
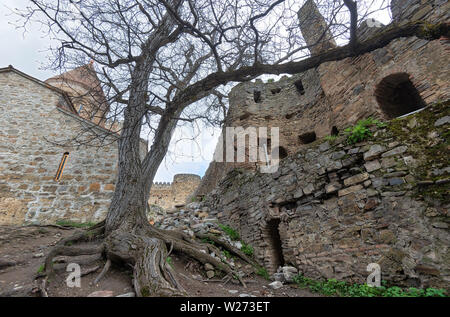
[18,0,448,296]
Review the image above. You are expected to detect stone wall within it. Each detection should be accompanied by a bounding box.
[195,0,450,197]
[0,69,120,224]
[149,174,201,210]
[203,102,450,289]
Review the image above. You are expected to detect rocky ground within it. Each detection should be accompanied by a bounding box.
[0,216,317,297]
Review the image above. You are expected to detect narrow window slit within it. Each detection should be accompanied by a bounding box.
[55,152,69,181]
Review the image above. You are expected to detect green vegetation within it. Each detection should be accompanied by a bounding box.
[240,242,254,256]
[324,135,338,142]
[267,78,275,83]
[222,250,232,259]
[37,264,45,274]
[255,266,270,280]
[218,224,240,241]
[166,256,173,268]
[293,274,447,297]
[55,220,96,229]
[344,117,385,144]
[201,237,216,245]
[385,100,450,203]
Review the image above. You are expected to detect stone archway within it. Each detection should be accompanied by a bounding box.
[375,73,426,119]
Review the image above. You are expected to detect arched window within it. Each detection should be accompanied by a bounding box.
[375,73,426,119]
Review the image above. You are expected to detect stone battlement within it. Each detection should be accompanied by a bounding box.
[149,174,201,210]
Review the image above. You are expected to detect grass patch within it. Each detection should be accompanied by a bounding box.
[218,224,240,241]
[56,220,96,229]
[37,264,45,274]
[293,274,447,297]
[240,242,254,257]
[255,266,270,280]
[324,135,338,142]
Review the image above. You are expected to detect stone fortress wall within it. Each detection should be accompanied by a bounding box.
[194,0,450,198]
[203,101,450,289]
[0,66,147,225]
[148,174,201,210]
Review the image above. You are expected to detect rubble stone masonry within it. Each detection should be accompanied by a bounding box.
[203,102,450,289]
[0,70,119,224]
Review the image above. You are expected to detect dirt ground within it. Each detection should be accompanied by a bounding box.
[0,225,317,297]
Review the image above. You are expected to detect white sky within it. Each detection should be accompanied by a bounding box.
[0,0,391,182]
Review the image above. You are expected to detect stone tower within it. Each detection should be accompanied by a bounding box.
[298,0,337,56]
[45,62,110,127]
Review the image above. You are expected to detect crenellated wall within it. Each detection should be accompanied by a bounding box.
[148,174,201,210]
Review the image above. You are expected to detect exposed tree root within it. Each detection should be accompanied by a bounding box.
[93,259,111,285]
[196,233,259,267]
[36,218,259,296]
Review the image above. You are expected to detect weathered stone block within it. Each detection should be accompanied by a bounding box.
[343,173,369,186]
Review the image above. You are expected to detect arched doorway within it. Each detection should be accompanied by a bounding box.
[375,73,426,119]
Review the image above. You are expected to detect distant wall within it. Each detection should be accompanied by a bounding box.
[149,174,201,210]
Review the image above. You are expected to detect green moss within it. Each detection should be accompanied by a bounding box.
[384,100,450,202]
[140,287,150,297]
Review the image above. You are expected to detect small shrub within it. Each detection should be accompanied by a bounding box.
[240,242,254,257]
[344,117,385,144]
[218,224,240,241]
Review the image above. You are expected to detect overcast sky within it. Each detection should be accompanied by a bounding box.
[0,0,391,182]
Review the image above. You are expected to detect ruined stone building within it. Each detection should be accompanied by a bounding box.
[0,65,146,224]
[194,0,450,288]
[148,174,201,210]
[195,0,450,197]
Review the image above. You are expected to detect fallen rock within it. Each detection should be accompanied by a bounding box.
[204,263,214,271]
[268,281,283,289]
[87,290,114,297]
[434,116,450,127]
[33,253,44,258]
[206,270,215,279]
[116,292,136,297]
